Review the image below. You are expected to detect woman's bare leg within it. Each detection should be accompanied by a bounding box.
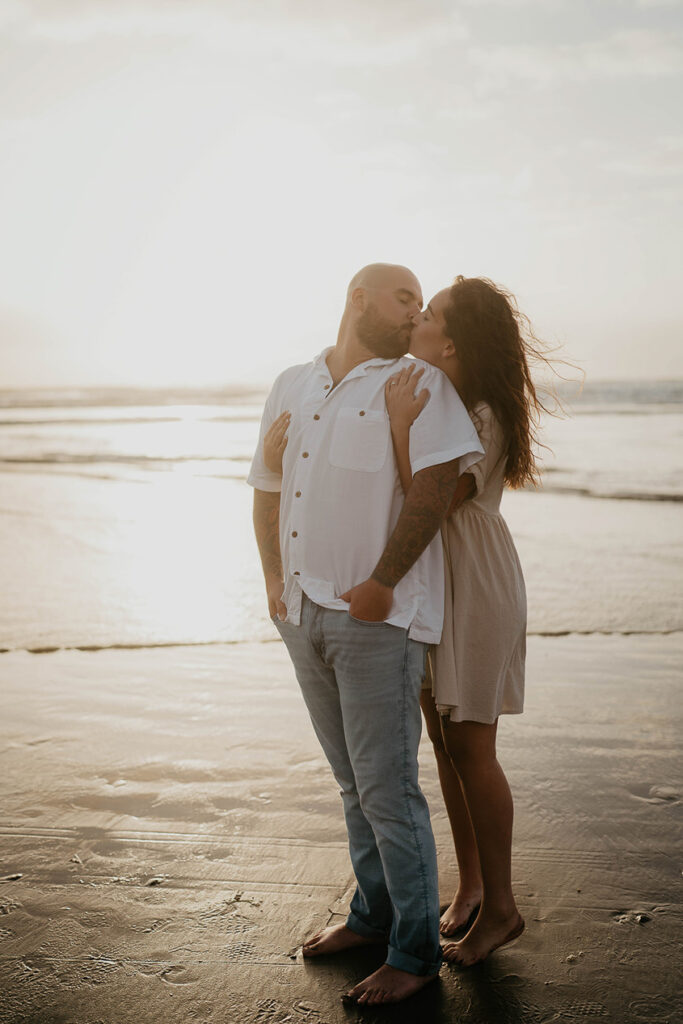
[440,718,523,965]
[420,691,482,935]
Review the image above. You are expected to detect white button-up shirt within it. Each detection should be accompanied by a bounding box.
[247,349,484,644]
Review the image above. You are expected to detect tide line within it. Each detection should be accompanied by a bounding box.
[1,628,681,656]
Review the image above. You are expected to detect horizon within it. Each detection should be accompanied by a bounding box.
[2,374,682,405]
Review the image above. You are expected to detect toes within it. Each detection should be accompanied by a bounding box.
[361,987,381,1005]
[443,944,475,967]
[442,943,462,963]
[301,941,322,957]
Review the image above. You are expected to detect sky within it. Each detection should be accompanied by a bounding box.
[1,0,682,389]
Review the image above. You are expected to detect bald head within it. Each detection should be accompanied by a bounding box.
[346,263,422,304]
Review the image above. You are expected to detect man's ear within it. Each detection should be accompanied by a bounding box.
[350,287,367,312]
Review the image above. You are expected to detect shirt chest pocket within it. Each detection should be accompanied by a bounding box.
[328,407,390,472]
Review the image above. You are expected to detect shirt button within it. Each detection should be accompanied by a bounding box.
[295,490,301,497]
[291,531,298,537]
[313,414,320,420]
[359,410,365,416]
[302,452,309,458]
[293,571,300,576]
[324,384,330,390]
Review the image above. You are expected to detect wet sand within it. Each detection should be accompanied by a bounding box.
[0,635,681,1023]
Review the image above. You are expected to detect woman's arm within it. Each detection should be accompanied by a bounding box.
[263,410,290,474]
[390,422,413,495]
[448,472,476,514]
[384,365,430,495]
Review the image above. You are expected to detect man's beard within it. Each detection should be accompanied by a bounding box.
[356,304,412,359]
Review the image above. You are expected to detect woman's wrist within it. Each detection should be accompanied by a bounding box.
[390,419,412,438]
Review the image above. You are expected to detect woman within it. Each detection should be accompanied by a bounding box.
[264,276,549,966]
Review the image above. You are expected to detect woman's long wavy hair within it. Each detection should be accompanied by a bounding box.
[443,276,556,489]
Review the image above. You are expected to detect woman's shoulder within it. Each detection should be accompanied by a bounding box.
[470,400,496,432]
[470,402,506,454]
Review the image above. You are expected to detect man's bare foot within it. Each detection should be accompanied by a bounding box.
[302,923,382,958]
[443,911,525,966]
[440,888,482,937]
[344,964,438,1005]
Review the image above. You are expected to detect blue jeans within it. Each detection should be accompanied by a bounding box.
[274,595,442,976]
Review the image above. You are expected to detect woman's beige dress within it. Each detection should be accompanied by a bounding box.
[427,401,526,724]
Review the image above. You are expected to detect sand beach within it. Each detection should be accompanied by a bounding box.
[1,383,682,1021]
[1,634,681,1023]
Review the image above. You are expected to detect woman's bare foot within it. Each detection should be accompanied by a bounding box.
[443,911,524,966]
[302,923,382,958]
[440,887,482,937]
[344,964,438,1005]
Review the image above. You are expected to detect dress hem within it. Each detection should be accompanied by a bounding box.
[437,704,524,725]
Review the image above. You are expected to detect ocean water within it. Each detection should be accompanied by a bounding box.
[1,380,681,652]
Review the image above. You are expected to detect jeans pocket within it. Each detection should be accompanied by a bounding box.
[348,613,388,627]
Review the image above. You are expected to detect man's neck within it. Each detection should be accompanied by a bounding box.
[326,326,381,387]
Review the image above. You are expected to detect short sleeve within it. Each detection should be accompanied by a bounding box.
[408,361,484,475]
[463,402,504,496]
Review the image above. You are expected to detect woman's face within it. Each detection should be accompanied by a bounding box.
[408,288,454,369]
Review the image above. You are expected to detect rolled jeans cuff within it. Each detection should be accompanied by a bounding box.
[346,911,389,942]
[386,944,442,977]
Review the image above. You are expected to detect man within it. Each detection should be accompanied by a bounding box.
[247,263,483,1005]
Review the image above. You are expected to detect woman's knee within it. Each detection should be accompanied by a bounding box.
[443,722,497,774]
[425,717,448,756]
[421,695,448,755]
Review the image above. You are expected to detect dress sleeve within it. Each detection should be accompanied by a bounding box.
[463,403,505,496]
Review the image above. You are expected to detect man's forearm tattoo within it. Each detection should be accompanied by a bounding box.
[253,489,283,579]
[372,458,460,588]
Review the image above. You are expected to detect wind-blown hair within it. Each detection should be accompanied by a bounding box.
[443,276,556,489]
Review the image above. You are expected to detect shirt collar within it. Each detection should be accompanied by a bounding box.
[312,347,399,379]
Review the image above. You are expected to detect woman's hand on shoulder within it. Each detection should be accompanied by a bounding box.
[263,411,290,474]
[384,364,430,432]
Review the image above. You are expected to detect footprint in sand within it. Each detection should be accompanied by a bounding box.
[648,785,680,803]
[160,965,199,985]
[0,900,22,915]
[137,964,198,985]
[611,909,653,925]
[627,783,680,805]
[628,996,676,1022]
[256,998,323,1023]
